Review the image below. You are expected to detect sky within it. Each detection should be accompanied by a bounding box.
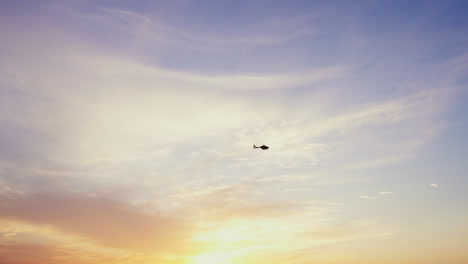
[0,0,467,263]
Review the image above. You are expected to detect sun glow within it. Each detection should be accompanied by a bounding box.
[194,226,254,243]
[188,222,258,264]
[189,250,247,264]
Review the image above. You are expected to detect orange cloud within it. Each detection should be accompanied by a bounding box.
[0,241,183,264]
[0,243,73,264]
[0,192,191,253]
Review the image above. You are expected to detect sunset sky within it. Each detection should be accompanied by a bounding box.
[1,1,467,263]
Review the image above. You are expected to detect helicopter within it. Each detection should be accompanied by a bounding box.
[253,144,269,150]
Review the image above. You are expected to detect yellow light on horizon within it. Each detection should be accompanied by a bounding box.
[193,226,253,243]
[189,250,247,264]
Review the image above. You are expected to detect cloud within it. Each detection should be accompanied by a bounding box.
[302,86,453,169]
[430,183,438,188]
[255,174,314,184]
[0,241,179,264]
[0,192,191,252]
[70,5,317,50]
[1,7,459,175]
[307,219,391,241]
[70,54,347,91]
[0,243,76,264]
[172,183,301,222]
[359,195,373,199]
[379,191,393,195]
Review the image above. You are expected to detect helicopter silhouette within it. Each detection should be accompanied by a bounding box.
[253,144,269,150]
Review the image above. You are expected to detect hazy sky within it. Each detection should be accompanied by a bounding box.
[1,1,467,263]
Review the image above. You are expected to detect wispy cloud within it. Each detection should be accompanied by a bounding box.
[430,183,438,188]
[71,54,348,91]
[70,6,318,50]
[307,219,392,241]
[0,243,79,264]
[0,240,180,264]
[0,192,191,252]
[169,181,316,223]
[379,191,393,195]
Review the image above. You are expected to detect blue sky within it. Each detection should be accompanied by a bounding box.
[0,1,467,263]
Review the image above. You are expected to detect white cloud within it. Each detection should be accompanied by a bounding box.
[379,191,393,195]
[430,183,438,188]
[79,6,318,49]
[0,47,457,190]
[72,54,348,91]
